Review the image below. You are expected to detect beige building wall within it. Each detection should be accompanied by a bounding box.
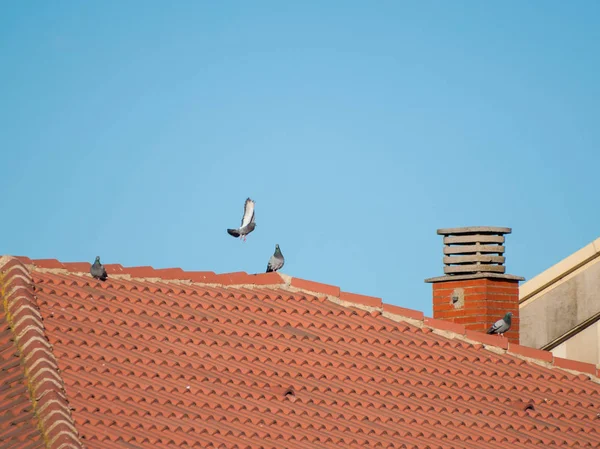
[519,237,600,365]
[550,321,600,365]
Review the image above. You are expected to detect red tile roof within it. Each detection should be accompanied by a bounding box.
[2,255,600,448]
[0,276,45,449]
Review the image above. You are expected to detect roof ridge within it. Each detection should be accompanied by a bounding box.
[19,256,287,287]
[331,293,600,383]
[0,257,83,449]
[17,256,600,382]
[251,274,600,381]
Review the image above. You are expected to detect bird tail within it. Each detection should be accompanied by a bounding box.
[486,327,494,334]
[93,273,108,282]
[227,228,241,238]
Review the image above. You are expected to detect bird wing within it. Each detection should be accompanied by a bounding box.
[240,198,255,228]
[267,258,280,272]
[498,319,510,333]
[227,228,241,237]
[490,318,505,332]
[267,254,284,272]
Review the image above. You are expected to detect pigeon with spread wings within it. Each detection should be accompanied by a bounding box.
[227,198,256,242]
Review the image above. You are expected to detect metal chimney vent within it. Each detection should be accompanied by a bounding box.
[438,226,511,275]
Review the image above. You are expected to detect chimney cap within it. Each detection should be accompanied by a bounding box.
[425,272,525,283]
[437,226,512,236]
[426,225,525,283]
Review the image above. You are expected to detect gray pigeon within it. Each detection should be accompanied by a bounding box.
[486,312,512,336]
[90,256,108,281]
[227,198,256,242]
[266,244,284,273]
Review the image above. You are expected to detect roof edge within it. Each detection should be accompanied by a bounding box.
[18,256,287,287]
[17,256,600,382]
[0,257,83,449]
[541,310,600,352]
[519,236,600,303]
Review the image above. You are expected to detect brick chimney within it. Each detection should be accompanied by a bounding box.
[425,227,524,344]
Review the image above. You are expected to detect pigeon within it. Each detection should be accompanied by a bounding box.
[486,312,512,337]
[227,198,256,242]
[90,256,108,281]
[266,244,284,273]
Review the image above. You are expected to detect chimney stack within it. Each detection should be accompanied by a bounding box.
[425,227,524,344]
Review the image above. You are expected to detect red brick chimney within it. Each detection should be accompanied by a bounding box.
[425,227,524,344]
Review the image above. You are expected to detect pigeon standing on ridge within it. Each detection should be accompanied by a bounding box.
[227,198,256,242]
[90,256,108,281]
[266,244,284,273]
[486,312,512,337]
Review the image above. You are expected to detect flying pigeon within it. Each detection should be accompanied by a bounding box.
[486,312,512,337]
[90,256,108,281]
[227,198,256,242]
[266,244,284,273]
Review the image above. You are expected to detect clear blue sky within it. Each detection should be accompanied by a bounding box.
[2,2,599,314]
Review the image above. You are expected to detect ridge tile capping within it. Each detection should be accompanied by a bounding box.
[28,258,65,269]
[24,258,286,287]
[180,271,220,283]
[153,268,187,279]
[465,329,509,350]
[382,304,425,321]
[103,263,124,274]
[339,291,382,308]
[213,271,250,285]
[245,272,286,286]
[553,356,598,376]
[61,262,91,272]
[424,317,466,335]
[507,342,554,363]
[0,256,83,449]
[121,266,158,277]
[290,277,341,297]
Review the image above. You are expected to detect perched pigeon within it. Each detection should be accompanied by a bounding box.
[486,312,512,337]
[227,198,256,242]
[266,244,285,273]
[90,256,108,281]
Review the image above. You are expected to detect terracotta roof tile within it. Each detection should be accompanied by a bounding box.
[0,256,82,449]
[2,255,600,448]
[0,305,45,449]
[383,303,425,321]
[290,277,341,296]
[508,342,555,363]
[553,356,598,376]
[339,291,382,308]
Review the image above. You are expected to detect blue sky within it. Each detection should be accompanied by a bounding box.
[2,2,599,314]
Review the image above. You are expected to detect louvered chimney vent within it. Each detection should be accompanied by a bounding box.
[439,226,511,276]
